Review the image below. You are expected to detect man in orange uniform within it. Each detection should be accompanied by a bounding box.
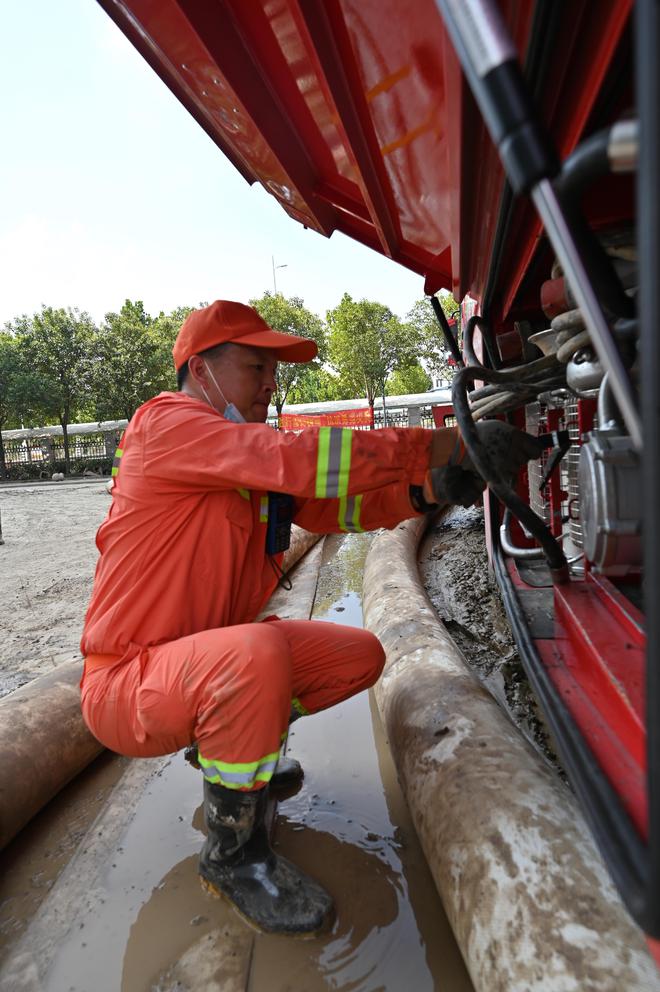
[80,300,539,936]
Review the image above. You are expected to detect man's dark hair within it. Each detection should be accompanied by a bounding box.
[176,342,233,389]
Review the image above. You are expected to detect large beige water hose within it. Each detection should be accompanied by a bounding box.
[0,660,102,851]
[363,516,657,991]
[0,526,322,851]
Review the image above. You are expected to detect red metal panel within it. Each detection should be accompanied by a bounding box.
[542,577,647,839]
[99,0,634,308]
[336,0,452,264]
[537,635,646,839]
[502,547,647,841]
[294,0,402,259]
[97,0,332,233]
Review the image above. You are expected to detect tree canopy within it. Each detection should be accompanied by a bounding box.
[92,300,181,421]
[326,294,420,408]
[6,306,96,470]
[406,292,460,383]
[249,292,327,415]
[0,333,28,475]
[386,362,432,396]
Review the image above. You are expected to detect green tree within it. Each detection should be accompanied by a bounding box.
[286,367,348,405]
[0,333,26,475]
[386,361,432,396]
[249,292,327,415]
[0,331,48,429]
[326,295,420,415]
[91,300,176,421]
[407,293,460,383]
[10,307,96,473]
[152,304,197,390]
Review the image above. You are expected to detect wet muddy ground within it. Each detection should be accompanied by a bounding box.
[418,506,561,772]
[0,528,474,991]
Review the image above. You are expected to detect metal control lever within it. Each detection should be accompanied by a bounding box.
[537,430,571,490]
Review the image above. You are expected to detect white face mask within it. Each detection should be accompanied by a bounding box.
[201,361,246,424]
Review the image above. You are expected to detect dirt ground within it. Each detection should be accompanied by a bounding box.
[0,478,109,697]
[419,505,561,771]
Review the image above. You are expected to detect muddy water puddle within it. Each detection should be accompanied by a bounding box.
[4,534,472,992]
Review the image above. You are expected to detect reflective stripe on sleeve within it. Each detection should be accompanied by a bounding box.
[236,488,250,501]
[259,495,269,523]
[338,493,364,533]
[291,697,309,717]
[197,748,280,789]
[315,427,353,499]
[111,446,123,478]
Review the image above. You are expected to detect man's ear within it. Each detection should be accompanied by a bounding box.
[187,354,207,387]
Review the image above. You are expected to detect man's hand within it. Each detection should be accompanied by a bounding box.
[424,464,485,508]
[469,421,543,481]
[423,421,542,508]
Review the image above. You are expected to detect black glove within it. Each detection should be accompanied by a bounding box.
[470,421,543,481]
[426,422,542,507]
[425,464,486,508]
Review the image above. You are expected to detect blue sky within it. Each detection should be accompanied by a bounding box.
[0,0,427,328]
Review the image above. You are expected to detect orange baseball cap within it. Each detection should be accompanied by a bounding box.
[172,300,318,370]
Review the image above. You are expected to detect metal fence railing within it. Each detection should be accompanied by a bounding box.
[3,433,117,466]
[1,390,452,479]
[1,425,123,479]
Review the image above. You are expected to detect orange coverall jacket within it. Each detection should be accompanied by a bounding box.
[80,391,433,662]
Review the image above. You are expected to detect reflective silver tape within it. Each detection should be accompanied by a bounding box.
[325,427,345,499]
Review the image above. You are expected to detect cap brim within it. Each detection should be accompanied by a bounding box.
[238,328,317,363]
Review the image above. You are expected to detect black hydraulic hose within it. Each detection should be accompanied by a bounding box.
[452,365,569,582]
[555,128,635,320]
[556,129,611,199]
[464,314,500,369]
[463,317,486,368]
[430,295,463,367]
[469,380,537,402]
[463,314,494,368]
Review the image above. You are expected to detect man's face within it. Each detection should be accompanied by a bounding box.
[206,344,278,423]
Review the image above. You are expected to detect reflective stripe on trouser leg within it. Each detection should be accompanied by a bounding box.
[338,493,363,533]
[197,749,281,789]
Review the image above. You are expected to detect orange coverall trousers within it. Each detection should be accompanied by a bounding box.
[81,617,384,790]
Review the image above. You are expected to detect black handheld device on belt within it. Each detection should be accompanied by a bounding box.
[265,492,295,555]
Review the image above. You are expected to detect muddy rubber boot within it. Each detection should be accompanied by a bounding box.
[185,745,303,791]
[268,755,303,792]
[199,780,334,935]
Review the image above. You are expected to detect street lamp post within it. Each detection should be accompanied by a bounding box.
[272,256,288,294]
